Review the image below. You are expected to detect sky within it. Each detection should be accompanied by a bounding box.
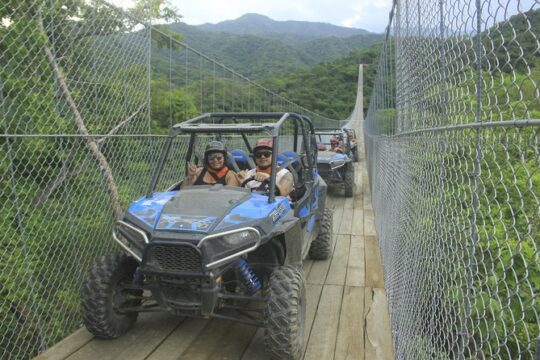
[112,0,394,33]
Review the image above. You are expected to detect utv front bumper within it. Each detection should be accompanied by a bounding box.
[112,222,263,317]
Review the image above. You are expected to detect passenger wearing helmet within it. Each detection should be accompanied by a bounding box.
[330,136,344,153]
[237,138,294,196]
[182,141,241,188]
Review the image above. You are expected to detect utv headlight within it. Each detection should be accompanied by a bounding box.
[222,229,259,246]
[330,159,346,169]
[198,227,261,269]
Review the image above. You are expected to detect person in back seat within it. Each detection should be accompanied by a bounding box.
[182,141,240,188]
[330,136,344,153]
[237,138,294,197]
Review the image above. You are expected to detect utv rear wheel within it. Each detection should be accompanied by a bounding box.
[353,147,359,162]
[264,266,306,360]
[81,254,141,339]
[344,164,354,197]
[309,208,334,260]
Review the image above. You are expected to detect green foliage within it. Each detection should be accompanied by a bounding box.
[259,46,381,120]
[164,22,383,80]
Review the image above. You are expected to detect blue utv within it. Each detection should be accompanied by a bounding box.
[315,128,355,197]
[81,112,333,360]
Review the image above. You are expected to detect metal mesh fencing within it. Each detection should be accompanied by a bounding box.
[365,0,539,359]
[0,1,342,358]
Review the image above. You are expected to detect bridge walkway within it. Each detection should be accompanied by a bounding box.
[35,157,394,360]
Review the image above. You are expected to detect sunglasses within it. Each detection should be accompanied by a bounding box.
[255,150,272,159]
[207,153,224,161]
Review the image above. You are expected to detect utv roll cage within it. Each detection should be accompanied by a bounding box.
[147,112,316,204]
[314,128,351,148]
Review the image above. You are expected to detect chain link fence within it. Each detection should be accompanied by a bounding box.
[0,1,343,358]
[365,0,539,358]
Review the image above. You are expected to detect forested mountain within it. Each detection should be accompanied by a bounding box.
[260,46,381,119]
[165,20,383,79]
[198,13,371,39]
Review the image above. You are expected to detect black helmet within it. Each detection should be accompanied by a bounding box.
[204,141,227,160]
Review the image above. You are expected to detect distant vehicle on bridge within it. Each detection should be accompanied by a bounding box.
[315,128,355,197]
[80,112,333,360]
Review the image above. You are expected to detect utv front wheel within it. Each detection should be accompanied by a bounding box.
[81,254,141,339]
[309,208,334,260]
[344,164,355,197]
[264,266,306,360]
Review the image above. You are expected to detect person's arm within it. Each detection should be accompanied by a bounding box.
[276,171,294,196]
[226,170,241,187]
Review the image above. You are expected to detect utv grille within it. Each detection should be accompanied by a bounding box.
[317,163,331,172]
[146,244,202,273]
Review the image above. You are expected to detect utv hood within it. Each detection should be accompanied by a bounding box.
[317,151,348,163]
[127,185,290,234]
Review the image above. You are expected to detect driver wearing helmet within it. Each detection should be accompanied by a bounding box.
[238,138,294,197]
[182,141,241,188]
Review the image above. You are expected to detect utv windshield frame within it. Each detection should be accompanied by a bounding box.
[147,112,316,204]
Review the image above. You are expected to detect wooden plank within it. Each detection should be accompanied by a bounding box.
[333,194,346,211]
[303,284,324,355]
[207,322,257,359]
[306,234,336,285]
[332,206,344,233]
[176,319,232,360]
[362,175,369,191]
[303,285,343,360]
[145,318,209,360]
[305,284,324,335]
[353,194,364,210]
[240,329,266,360]
[326,193,336,208]
[364,288,394,360]
[351,209,364,236]
[365,236,384,289]
[303,258,314,278]
[355,165,363,187]
[338,208,353,235]
[306,256,332,285]
[364,209,376,236]
[66,313,182,360]
[335,286,365,360]
[325,234,350,285]
[346,235,365,287]
[344,196,354,210]
[35,328,93,360]
[362,180,372,209]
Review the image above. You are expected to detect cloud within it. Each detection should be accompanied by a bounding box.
[341,14,363,28]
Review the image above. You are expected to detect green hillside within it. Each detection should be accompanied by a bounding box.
[260,46,380,119]
[165,22,383,79]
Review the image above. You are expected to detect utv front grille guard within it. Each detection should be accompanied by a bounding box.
[113,222,261,270]
[112,220,148,262]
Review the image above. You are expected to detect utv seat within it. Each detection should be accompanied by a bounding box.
[229,149,254,171]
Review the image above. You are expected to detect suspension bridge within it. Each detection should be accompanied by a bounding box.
[1,0,538,359]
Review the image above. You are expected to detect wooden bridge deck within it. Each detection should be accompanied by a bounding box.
[35,160,394,360]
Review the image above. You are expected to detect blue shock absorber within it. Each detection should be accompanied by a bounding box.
[236,258,261,293]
